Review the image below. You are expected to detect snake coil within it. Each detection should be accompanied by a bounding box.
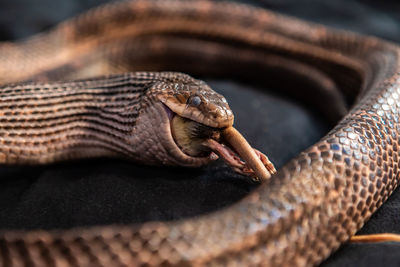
[0,1,400,266]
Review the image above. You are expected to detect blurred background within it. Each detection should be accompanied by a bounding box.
[0,0,399,42]
[0,1,400,266]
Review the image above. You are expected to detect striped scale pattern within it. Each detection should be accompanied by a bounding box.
[0,72,170,164]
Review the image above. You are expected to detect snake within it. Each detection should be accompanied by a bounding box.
[0,0,399,266]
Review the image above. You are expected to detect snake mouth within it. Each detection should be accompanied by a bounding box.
[163,104,275,181]
[163,104,220,158]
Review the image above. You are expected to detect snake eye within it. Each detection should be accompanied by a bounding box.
[188,95,202,107]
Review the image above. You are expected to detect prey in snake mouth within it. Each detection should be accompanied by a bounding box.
[154,73,276,181]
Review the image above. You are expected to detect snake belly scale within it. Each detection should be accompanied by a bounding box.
[0,0,400,266]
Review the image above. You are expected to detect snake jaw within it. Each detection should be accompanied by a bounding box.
[163,103,175,120]
[157,77,274,180]
[166,104,275,181]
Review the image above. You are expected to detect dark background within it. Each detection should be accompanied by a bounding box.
[0,0,400,266]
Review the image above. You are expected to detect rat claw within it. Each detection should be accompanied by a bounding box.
[253,148,276,174]
[204,127,276,182]
[232,166,259,181]
[209,152,219,161]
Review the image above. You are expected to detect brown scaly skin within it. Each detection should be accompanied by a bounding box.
[0,72,230,167]
[0,0,399,266]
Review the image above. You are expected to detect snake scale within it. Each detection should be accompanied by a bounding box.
[0,0,399,266]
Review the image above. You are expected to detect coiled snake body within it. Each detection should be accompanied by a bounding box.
[0,0,399,266]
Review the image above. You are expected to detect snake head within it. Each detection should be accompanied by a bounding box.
[153,73,234,128]
[137,72,233,161]
[132,72,274,179]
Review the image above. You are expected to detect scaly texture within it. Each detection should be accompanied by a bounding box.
[0,0,399,266]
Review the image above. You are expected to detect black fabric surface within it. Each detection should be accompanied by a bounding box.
[0,1,400,266]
